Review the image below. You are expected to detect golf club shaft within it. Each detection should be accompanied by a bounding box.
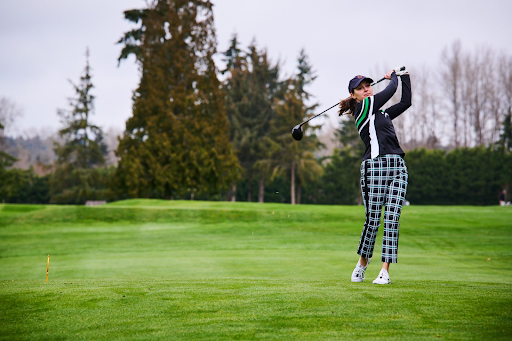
[299,102,340,127]
[370,66,404,86]
[298,67,405,127]
[371,77,386,86]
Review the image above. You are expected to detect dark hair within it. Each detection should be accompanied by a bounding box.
[338,96,357,116]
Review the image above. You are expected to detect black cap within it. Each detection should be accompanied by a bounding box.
[348,75,373,93]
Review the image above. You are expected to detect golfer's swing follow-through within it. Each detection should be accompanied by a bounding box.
[292,66,411,284]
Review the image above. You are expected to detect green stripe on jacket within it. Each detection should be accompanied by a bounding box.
[356,97,370,129]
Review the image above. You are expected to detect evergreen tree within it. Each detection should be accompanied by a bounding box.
[497,108,512,152]
[319,118,367,205]
[53,48,106,168]
[295,49,317,104]
[262,50,322,204]
[50,48,109,204]
[336,117,365,154]
[0,168,50,204]
[116,0,240,199]
[221,34,244,75]
[221,34,249,201]
[301,149,360,205]
[222,37,280,202]
[248,43,281,202]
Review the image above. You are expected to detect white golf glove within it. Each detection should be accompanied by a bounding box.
[394,66,407,76]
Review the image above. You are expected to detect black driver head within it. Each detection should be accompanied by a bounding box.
[291,124,303,141]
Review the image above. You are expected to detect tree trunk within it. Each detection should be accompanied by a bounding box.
[247,179,252,202]
[297,184,301,205]
[291,160,296,205]
[231,184,236,202]
[258,176,264,203]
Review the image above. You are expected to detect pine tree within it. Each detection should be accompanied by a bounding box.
[497,108,512,152]
[248,43,281,202]
[50,48,109,204]
[222,37,280,202]
[295,49,317,104]
[335,117,365,155]
[221,34,249,201]
[221,34,244,75]
[116,0,239,199]
[262,50,322,204]
[54,48,106,169]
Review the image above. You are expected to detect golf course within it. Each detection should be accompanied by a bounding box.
[1,200,511,340]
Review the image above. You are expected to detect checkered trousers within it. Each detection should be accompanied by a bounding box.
[357,154,408,263]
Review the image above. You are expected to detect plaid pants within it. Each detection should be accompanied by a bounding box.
[358,155,408,263]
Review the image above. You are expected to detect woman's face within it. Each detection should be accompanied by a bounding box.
[351,80,373,103]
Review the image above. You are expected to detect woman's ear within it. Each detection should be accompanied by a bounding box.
[350,92,356,100]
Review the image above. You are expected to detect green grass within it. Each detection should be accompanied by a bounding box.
[1,200,511,340]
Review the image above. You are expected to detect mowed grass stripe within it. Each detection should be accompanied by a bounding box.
[0,200,511,339]
[0,202,510,282]
[1,278,511,340]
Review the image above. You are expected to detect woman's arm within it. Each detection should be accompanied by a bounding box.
[385,74,411,120]
[373,72,399,109]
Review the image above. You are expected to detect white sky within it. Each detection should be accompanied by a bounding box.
[1,0,511,137]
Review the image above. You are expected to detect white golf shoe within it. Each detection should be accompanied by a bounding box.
[372,269,391,284]
[351,258,371,282]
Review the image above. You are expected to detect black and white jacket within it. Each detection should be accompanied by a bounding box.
[354,73,411,161]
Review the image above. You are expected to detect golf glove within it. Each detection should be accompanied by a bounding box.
[394,66,407,76]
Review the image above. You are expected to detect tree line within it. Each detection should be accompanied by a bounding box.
[389,40,512,150]
[1,0,511,206]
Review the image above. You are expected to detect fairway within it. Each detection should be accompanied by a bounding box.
[1,200,511,340]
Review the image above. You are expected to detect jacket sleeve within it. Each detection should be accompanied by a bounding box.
[385,74,411,120]
[373,72,398,110]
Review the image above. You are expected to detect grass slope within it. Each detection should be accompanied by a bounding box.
[0,200,511,340]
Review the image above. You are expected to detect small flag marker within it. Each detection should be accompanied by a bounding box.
[46,255,50,282]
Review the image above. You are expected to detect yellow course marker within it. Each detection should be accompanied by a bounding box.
[46,255,50,282]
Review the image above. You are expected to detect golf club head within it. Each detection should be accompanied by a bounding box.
[291,124,303,141]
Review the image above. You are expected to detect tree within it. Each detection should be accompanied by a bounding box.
[311,118,364,205]
[115,0,240,199]
[220,33,244,75]
[50,48,109,204]
[262,50,322,204]
[221,34,250,201]
[497,108,512,152]
[290,50,321,204]
[0,97,23,137]
[498,54,512,152]
[222,36,280,202]
[0,168,50,204]
[0,98,21,170]
[439,42,509,148]
[441,40,463,147]
[402,66,441,150]
[0,122,17,170]
[248,43,281,202]
[53,48,106,169]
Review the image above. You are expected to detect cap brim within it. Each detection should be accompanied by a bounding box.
[350,77,374,92]
[360,77,374,85]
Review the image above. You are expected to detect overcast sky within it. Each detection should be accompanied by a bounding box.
[1,0,511,137]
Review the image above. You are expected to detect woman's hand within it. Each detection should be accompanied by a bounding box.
[394,66,408,76]
[384,70,394,80]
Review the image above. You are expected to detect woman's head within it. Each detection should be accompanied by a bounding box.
[348,75,374,103]
[338,75,374,116]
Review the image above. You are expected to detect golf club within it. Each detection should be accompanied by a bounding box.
[291,67,406,141]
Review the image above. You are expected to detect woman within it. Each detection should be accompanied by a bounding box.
[339,68,411,284]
